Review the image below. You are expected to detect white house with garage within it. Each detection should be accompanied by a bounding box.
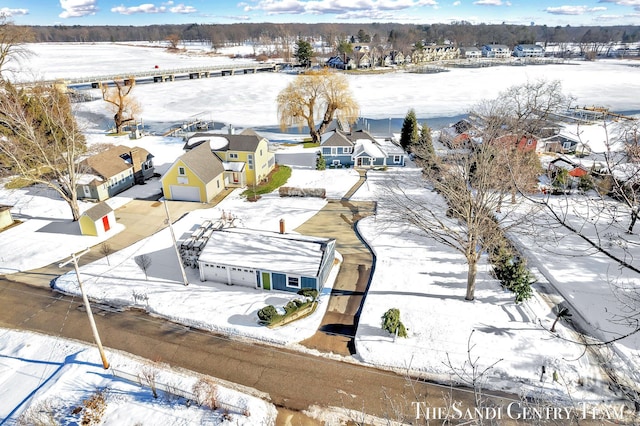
[197,227,336,293]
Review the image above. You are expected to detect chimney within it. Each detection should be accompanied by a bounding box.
[279,218,285,234]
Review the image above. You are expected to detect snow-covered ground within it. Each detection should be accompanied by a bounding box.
[2,42,640,422]
[0,328,276,425]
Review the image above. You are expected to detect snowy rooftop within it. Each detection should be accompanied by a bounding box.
[198,228,334,277]
[353,139,386,158]
[559,121,632,153]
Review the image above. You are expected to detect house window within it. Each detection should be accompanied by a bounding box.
[344,147,352,154]
[248,154,254,170]
[393,155,402,163]
[287,276,300,289]
[217,180,220,188]
[260,149,263,156]
[229,153,238,159]
[178,166,186,176]
[332,160,341,166]
[331,147,337,155]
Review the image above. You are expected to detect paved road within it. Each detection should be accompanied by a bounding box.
[0,277,490,424]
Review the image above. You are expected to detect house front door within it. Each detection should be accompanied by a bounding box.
[261,272,271,290]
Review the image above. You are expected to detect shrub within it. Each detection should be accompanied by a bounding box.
[381,308,408,338]
[257,305,278,322]
[192,378,219,410]
[297,288,318,300]
[284,299,305,314]
[491,245,535,303]
[578,174,594,192]
[81,388,108,425]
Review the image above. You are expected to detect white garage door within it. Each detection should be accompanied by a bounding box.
[230,267,257,287]
[170,185,200,202]
[203,264,228,283]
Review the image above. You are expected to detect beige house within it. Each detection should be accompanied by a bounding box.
[0,205,15,230]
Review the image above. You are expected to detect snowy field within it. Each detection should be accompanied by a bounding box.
[1,42,640,422]
[0,328,276,425]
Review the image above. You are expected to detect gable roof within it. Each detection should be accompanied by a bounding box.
[353,140,386,159]
[345,129,377,143]
[83,145,133,178]
[81,201,113,221]
[185,133,264,153]
[321,131,354,147]
[176,141,224,183]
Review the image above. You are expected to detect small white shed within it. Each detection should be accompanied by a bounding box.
[79,202,116,237]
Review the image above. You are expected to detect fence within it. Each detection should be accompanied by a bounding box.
[110,368,247,415]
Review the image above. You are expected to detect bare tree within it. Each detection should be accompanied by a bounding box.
[384,81,566,300]
[385,142,529,301]
[134,254,152,280]
[277,68,359,144]
[166,33,181,50]
[0,14,34,81]
[139,366,158,398]
[101,77,141,134]
[0,82,86,220]
[99,242,112,266]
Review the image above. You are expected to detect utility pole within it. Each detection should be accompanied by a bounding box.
[164,199,189,286]
[59,248,110,369]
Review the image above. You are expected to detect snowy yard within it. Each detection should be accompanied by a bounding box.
[1,42,640,422]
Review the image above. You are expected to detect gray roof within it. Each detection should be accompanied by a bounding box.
[177,141,224,183]
[321,131,353,147]
[186,133,264,153]
[82,145,152,179]
[81,201,113,221]
[345,129,376,143]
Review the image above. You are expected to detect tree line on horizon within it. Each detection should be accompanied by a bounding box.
[19,22,640,51]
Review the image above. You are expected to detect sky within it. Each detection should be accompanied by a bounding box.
[2,0,640,27]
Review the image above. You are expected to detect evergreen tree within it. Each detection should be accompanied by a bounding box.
[400,109,418,151]
[316,153,326,170]
[414,123,435,162]
[294,39,313,67]
[490,245,535,303]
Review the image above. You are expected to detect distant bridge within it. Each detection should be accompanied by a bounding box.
[44,62,280,90]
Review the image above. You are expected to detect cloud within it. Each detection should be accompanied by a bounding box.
[243,0,438,16]
[472,0,505,5]
[59,0,99,18]
[598,0,640,11]
[111,4,166,15]
[0,8,29,17]
[453,1,461,5]
[170,4,197,13]
[545,5,607,15]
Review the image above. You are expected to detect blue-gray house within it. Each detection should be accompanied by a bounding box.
[198,228,336,293]
[320,129,406,168]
